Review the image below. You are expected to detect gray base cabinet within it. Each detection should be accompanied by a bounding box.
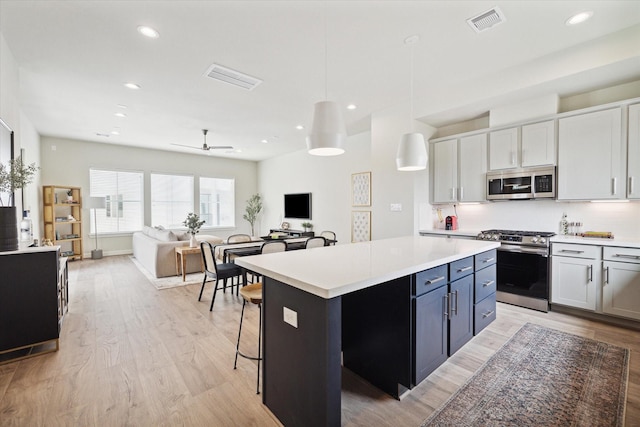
[474,250,497,334]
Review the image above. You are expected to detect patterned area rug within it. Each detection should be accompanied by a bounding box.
[422,323,629,427]
[129,256,203,289]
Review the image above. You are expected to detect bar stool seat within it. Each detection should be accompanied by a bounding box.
[234,283,263,394]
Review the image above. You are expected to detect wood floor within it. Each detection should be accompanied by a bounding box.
[1,255,639,426]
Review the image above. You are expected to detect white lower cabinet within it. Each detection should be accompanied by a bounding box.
[551,243,600,311]
[552,243,640,322]
[602,246,640,321]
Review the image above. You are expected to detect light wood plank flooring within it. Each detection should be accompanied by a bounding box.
[1,255,638,426]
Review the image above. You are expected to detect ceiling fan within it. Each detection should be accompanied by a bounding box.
[171,129,233,152]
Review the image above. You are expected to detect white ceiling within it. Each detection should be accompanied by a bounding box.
[1,1,639,161]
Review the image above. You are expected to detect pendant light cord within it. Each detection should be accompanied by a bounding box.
[324,1,328,100]
[404,34,419,132]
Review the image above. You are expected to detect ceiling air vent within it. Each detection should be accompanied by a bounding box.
[467,7,506,33]
[204,63,262,91]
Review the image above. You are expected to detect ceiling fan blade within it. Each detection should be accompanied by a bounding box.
[208,146,234,150]
[171,143,205,150]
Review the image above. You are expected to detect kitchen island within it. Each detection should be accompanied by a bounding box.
[235,236,500,427]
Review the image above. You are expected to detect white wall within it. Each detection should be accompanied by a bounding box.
[0,31,42,241]
[257,131,370,243]
[40,136,258,256]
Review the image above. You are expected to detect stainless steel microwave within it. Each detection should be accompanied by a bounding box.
[487,166,556,200]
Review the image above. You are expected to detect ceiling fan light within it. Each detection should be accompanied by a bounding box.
[306,101,347,156]
[396,132,427,171]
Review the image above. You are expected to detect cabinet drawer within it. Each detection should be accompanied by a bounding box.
[552,243,600,259]
[475,264,497,303]
[450,256,474,282]
[603,246,640,264]
[475,249,497,271]
[474,294,496,335]
[414,264,448,296]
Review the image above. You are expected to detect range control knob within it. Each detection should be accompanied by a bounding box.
[492,234,500,241]
[539,237,546,244]
[532,237,539,243]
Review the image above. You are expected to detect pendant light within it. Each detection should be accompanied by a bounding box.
[396,35,427,171]
[306,4,346,156]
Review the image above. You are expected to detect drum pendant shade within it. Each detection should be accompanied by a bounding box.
[306,101,346,156]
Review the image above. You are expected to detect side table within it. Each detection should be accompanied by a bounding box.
[175,246,204,281]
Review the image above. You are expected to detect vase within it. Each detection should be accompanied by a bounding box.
[189,234,198,248]
[0,206,19,252]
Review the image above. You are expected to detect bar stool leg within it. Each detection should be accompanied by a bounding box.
[256,303,262,394]
[234,300,246,369]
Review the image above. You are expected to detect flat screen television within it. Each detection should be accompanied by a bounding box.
[284,193,312,220]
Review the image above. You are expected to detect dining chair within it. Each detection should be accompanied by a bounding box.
[199,241,245,311]
[320,230,336,245]
[305,236,326,249]
[227,234,252,243]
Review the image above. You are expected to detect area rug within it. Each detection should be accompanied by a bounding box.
[129,256,203,290]
[422,323,629,427]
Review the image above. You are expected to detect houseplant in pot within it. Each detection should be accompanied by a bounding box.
[0,156,38,251]
[183,212,205,248]
[242,193,262,237]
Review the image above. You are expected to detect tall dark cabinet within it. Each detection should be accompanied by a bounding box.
[0,246,65,363]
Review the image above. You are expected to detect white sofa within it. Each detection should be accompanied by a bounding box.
[132,226,224,278]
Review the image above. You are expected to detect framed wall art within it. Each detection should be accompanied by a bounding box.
[351,171,371,207]
[351,211,371,242]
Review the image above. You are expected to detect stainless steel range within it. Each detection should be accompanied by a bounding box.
[477,229,555,312]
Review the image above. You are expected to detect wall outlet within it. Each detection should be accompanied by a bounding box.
[390,203,402,212]
[283,306,298,328]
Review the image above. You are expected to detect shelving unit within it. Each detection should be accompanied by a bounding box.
[43,185,83,260]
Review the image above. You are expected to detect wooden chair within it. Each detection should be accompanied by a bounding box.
[248,240,287,283]
[227,234,252,243]
[305,236,326,249]
[320,230,336,245]
[198,241,245,311]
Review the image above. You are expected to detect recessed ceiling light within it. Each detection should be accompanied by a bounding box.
[124,82,141,90]
[137,25,160,39]
[296,125,304,130]
[347,104,357,110]
[261,139,268,144]
[111,130,120,135]
[114,112,127,118]
[565,11,593,26]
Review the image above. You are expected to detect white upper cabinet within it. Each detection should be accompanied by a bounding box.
[628,104,640,199]
[459,134,487,202]
[432,139,458,204]
[521,120,555,167]
[558,108,624,200]
[489,128,519,170]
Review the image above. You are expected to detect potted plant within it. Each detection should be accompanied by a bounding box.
[66,189,73,202]
[301,221,313,232]
[182,212,205,248]
[0,155,38,251]
[242,193,262,236]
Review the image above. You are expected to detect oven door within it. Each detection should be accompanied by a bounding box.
[496,244,550,311]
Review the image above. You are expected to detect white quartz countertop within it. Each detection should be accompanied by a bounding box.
[551,235,640,249]
[235,236,500,299]
[419,229,481,238]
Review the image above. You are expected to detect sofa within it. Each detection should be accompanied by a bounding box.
[132,226,224,278]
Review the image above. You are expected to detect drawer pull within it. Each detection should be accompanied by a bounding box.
[587,265,593,282]
[559,249,584,254]
[482,310,495,319]
[613,254,640,260]
[604,266,609,285]
[444,294,450,318]
[482,280,495,287]
[425,276,446,285]
[482,257,495,263]
[452,290,459,315]
[457,266,473,273]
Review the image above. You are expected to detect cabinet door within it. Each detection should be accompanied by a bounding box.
[459,134,487,202]
[489,127,519,170]
[551,256,598,310]
[628,104,640,199]
[558,108,624,200]
[414,285,448,385]
[522,120,555,167]
[432,139,458,203]
[448,275,473,356]
[603,261,640,321]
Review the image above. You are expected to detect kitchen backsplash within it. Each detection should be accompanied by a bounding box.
[426,200,640,239]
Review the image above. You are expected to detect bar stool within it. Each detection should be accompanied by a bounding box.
[234,283,263,394]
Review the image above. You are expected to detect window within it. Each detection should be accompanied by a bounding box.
[89,169,143,233]
[200,177,235,227]
[151,173,194,228]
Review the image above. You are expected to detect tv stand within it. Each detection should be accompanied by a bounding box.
[270,228,314,238]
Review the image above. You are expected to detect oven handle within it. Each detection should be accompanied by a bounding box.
[497,244,549,257]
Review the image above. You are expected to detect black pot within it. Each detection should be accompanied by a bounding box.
[0,206,18,252]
